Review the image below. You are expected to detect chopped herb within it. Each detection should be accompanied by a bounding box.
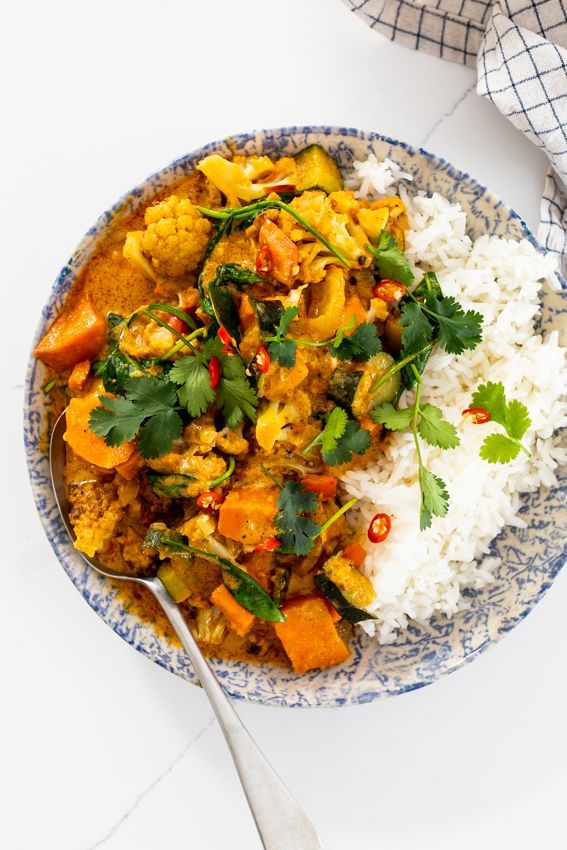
[302,406,371,465]
[275,481,321,556]
[469,381,531,463]
[366,230,415,286]
[266,306,299,367]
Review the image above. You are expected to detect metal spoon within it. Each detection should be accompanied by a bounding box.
[50,411,321,850]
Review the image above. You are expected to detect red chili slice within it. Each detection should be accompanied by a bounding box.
[196,490,224,512]
[372,280,406,302]
[167,315,189,335]
[208,356,220,389]
[367,512,391,543]
[255,345,271,374]
[255,536,281,552]
[255,245,272,277]
[217,326,232,347]
[462,407,491,424]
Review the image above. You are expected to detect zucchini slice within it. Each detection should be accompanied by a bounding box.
[158,560,192,603]
[249,298,285,334]
[328,369,362,413]
[352,352,401,417]
[315,574,377,624]
[294,145,344,194]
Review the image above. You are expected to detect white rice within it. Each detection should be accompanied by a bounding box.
[342,157,567,643]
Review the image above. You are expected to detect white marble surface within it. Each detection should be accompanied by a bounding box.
[3,1,566,848]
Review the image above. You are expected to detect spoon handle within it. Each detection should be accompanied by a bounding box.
[149,578,322,850]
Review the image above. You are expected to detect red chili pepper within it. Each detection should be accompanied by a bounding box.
[372,280,406,302]
[168,315,189,335]
[462,407,491,424]
[255,245,272,276]
[255,536,281,552]
[217,326,232,347]
[264,183,296,194]
[367,512,391,543]
[208,356,220,389]
[196,490,224,512]
[255,345,271,374]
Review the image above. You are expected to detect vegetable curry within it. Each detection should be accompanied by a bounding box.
[36,145,413,674]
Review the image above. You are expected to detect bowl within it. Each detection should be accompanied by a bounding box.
[25,126,567,707]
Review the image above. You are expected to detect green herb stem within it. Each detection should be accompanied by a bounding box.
[316,498,358,538]
[300,433,322,457]
[410,365,424,468]
[259,464,284,489]
[209,456,236,488]
[197,200,350,268]
[147,303,198,331]
[370,342,434,394]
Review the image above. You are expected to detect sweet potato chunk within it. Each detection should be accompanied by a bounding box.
[217,487,278,546]
[274,595,350,674]
[210,584,255,637]
[35,291,106,371]
[64,395,135,469]
[68,360,91,392]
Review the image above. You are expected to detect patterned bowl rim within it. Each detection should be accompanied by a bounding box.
[24,125,567,707]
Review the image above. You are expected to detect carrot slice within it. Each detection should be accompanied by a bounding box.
[301,474,337,500]
[210,584,255,637]
[35,291,106,372]
[259,220,299,288]
[274,596,350,674]
[64,395,135,469]
[67,360,91,392]
[341,542,367,568]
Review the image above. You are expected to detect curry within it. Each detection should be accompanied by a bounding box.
[35,145,409,674]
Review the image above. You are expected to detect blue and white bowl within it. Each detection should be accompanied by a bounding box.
[24,127,567,707]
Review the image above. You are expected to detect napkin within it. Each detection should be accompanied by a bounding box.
[342,0,567,278]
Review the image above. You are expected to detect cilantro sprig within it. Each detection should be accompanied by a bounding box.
[372,368,455,529]
[265,308,381,368]
[469,381,531,463]
[366,230,415,286]
[90,377,183,459]
[301,406,371,465]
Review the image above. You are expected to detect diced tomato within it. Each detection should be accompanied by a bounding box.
[255,536,281,552]
[258,220,299,288]
[168,315,189,335]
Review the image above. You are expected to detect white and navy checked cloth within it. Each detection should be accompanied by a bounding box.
[343,0,567,277]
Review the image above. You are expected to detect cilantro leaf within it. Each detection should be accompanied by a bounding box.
[331,323,382,362]
[320,407,348,453]
[330,316,356,350]
[400,301,434,355]
[417,404,460,449]
[371,402,415,431]
[125,376,178,414]
[268,337,297,367]
[137,408,183,458]
[419,467,449,530]
[506,399,531,441]
[275,481,321,556]
[169,355,215,418]
[367,230,415,286]
[479,433,522,464]
[322,420,371,465]
[471,380,508,426]
[267,306,299,367]
[424,293,483,355]
[216,353,258,428]
[89,396,145,446]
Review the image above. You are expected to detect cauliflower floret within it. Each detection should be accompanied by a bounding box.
[68,480,122,558]
[147,450,226,496]
[255,391,312,452]
[197,154,297,207]
[124,195,212,280]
